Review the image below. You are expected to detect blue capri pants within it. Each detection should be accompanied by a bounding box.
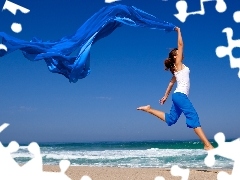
[165,92,201,128]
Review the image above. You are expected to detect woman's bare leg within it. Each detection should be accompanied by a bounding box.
[137,105,166,122]
[194,127,214,150]
[137,105,214,150]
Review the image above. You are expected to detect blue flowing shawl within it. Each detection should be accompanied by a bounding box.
[0,4,176,82]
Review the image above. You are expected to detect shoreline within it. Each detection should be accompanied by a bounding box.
[43,165,231,180]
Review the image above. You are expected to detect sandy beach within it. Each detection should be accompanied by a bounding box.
[43,165,230,180]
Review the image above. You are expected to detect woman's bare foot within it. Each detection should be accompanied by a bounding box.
[137,105,151,112]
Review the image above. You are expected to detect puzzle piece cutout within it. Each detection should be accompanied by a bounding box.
[21,142,43,174]
[204,132,240,180]
[155,165,190,180]
[216,11,240,78]
[105,0,121,3]
[0,140,21,177]
[0,0,30,51]
[2,0,30,33]
[81,175,92,180]
[0,123,9,132]
[174,0,227,22]
[0,123,92,180]
[0,123,20,174]
[2,0,30,15]
[233,11,240,23]
[155,177,165,180]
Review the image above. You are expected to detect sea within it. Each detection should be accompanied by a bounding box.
[10,140,233,169]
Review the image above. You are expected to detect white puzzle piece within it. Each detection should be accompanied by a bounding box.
[174,0,227,22]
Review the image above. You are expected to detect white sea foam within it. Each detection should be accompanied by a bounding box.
[10,147,233,168]
[11,149,205,159]
[39,149,204,160]
[19,146,29,150]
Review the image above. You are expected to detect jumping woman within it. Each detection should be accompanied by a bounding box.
[137,27,214,150]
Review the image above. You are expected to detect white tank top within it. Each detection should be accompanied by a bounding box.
[174,64,190,96]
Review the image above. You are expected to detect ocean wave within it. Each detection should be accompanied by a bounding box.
[9,141,234,169]
[11,148,233,169]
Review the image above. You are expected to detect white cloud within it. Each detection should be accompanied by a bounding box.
[95,96,112,100]
[18,106,36,112]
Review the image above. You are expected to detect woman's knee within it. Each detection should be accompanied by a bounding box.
[165,113,178,126]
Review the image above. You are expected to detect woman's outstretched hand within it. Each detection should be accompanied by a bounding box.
[159,96,167,105]
[175,27,180,32]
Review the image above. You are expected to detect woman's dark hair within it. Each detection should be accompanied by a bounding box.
[164,48,178,74]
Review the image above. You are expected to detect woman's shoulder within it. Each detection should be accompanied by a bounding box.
[174,64,189,74]
[183,64,190,69]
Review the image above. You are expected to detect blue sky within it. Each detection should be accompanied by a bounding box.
[0,0,240,143]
